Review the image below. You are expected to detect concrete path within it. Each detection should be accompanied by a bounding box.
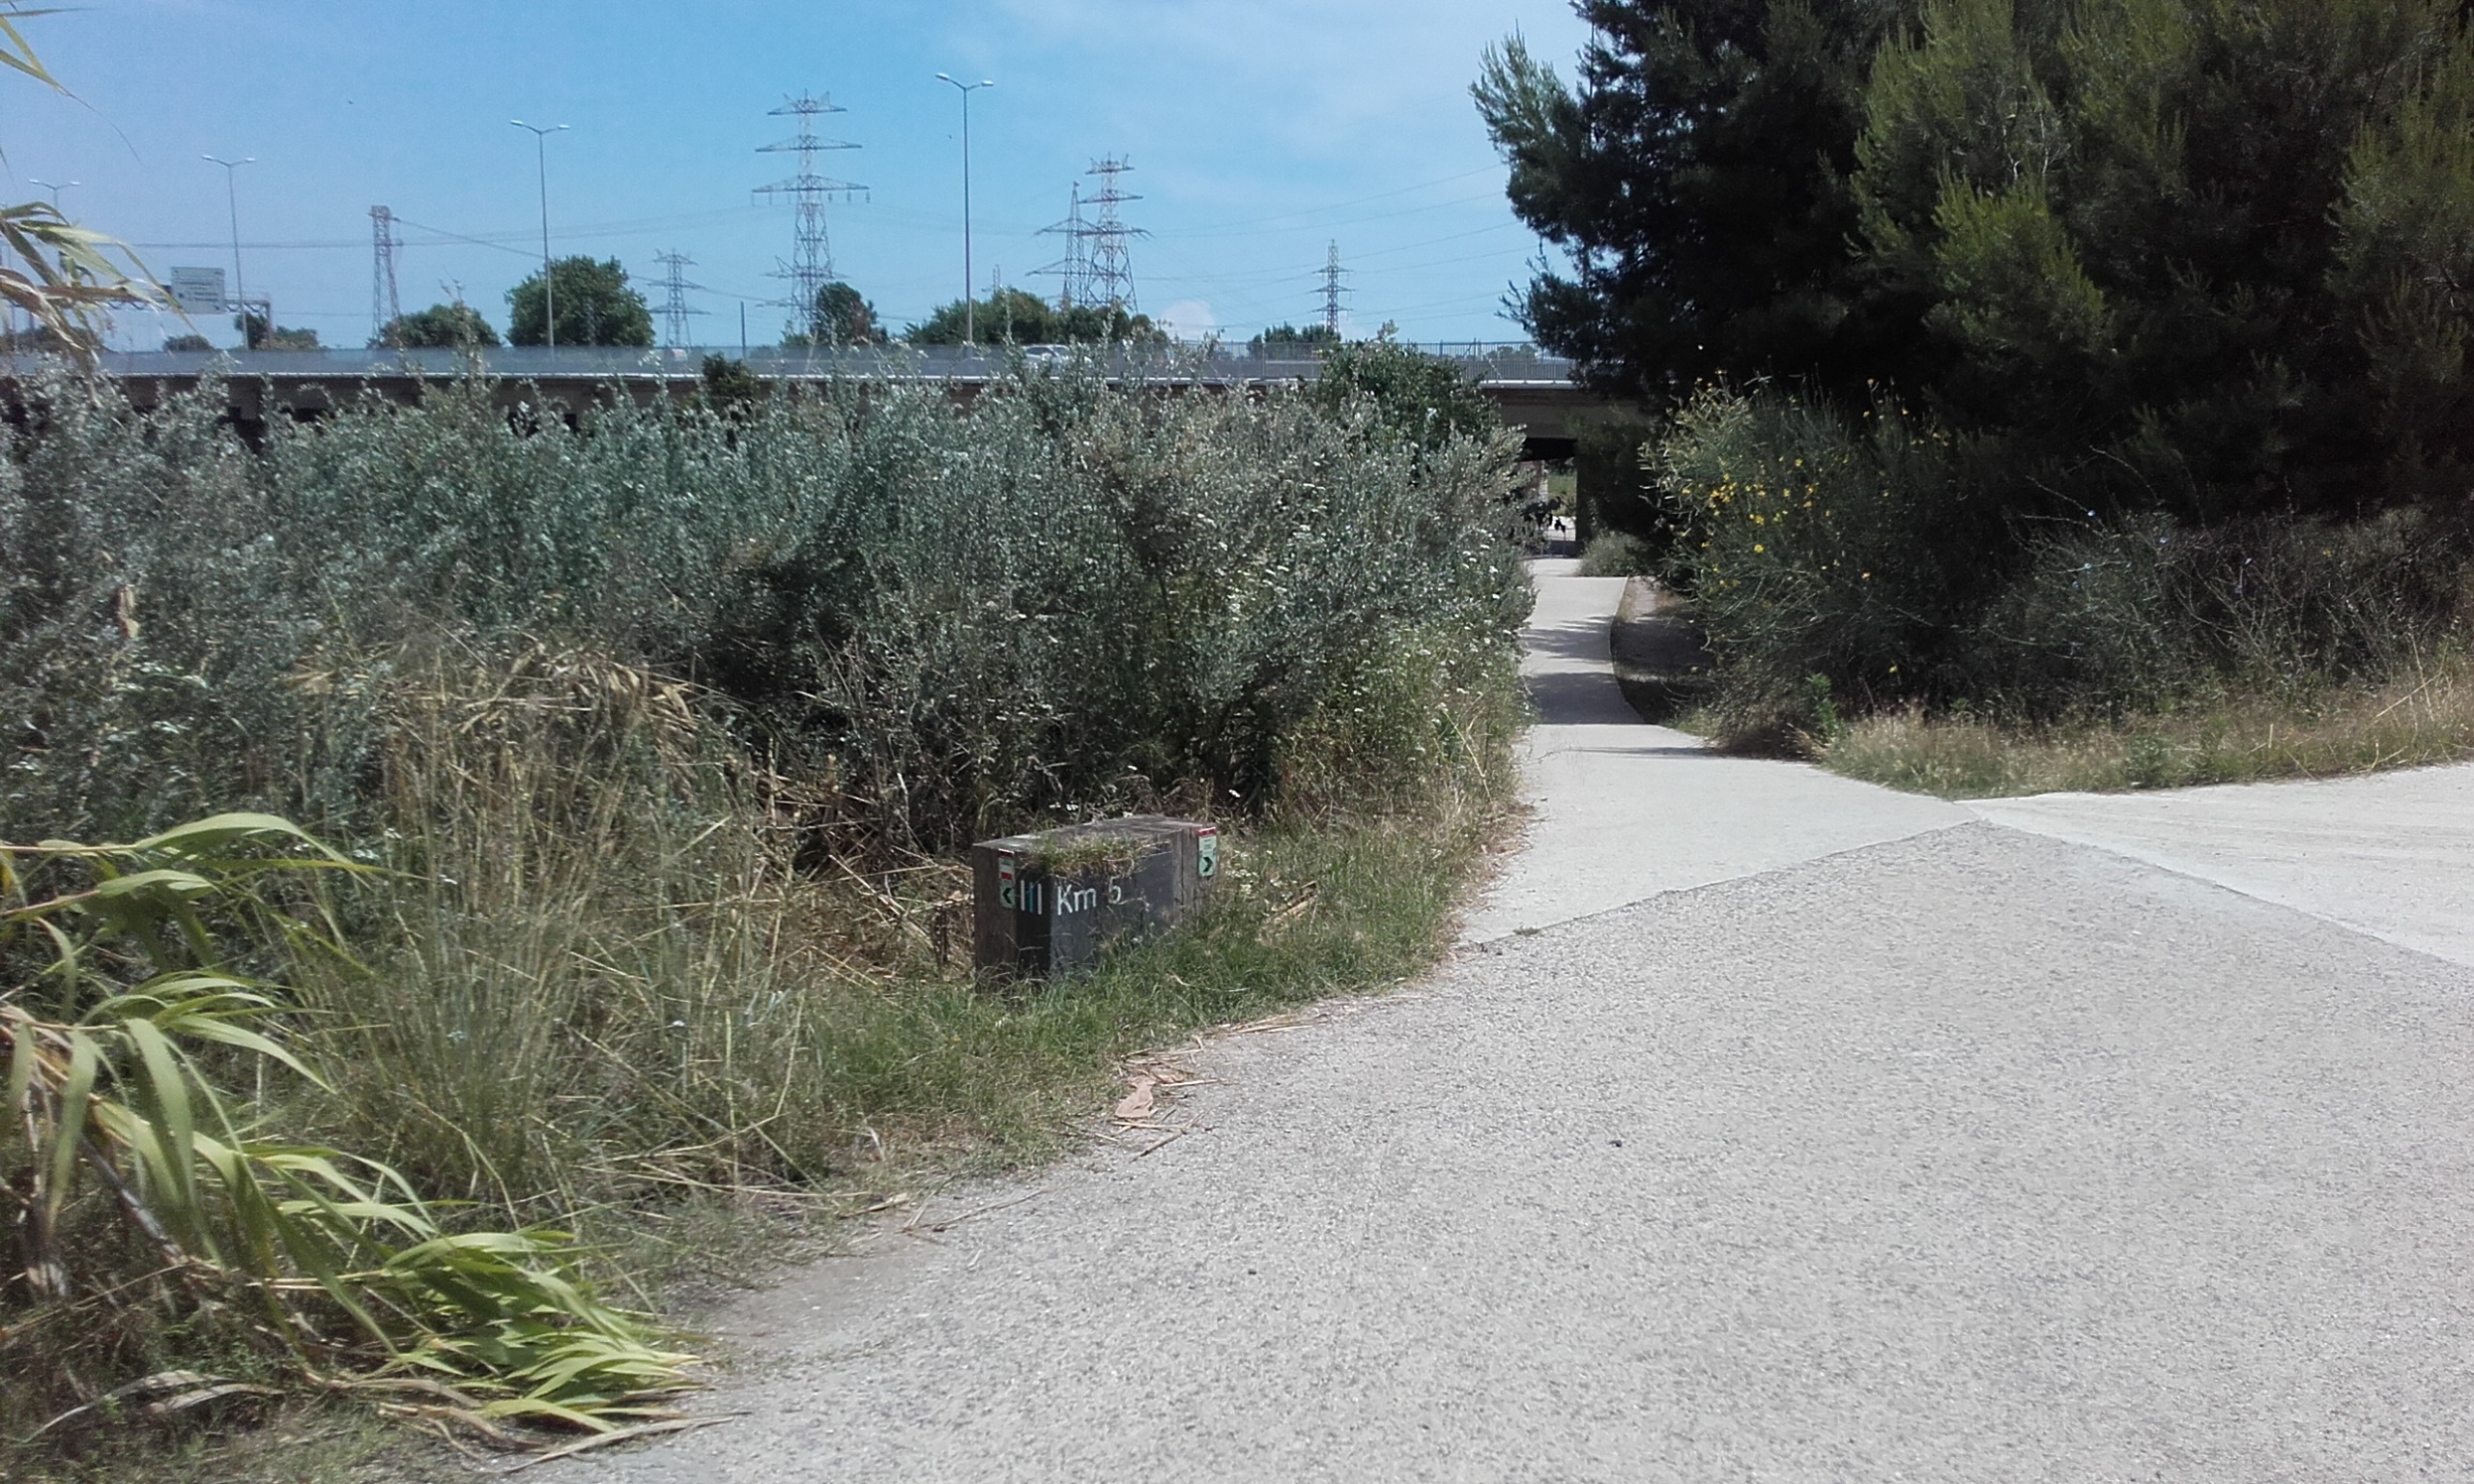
[561,565,2474,1483]
[1972,767,2474,967]
[1460,559,1967,942]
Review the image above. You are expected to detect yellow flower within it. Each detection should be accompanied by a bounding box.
[1753,543,1765,554]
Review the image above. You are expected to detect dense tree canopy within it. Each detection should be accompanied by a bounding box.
[507,257,654,348]
[235,312,319,351]
[374,302,501,349]
[1488,0,2474,525]
[782,282,879,349]
[905,287,1165,346]
[813,281,877,346]
[1306,341,1500,452]
[1250,323,1342,356]
[1856,0,2474,521]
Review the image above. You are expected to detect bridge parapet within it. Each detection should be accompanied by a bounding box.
[69,343,1579,386]
[14,345,1630,455]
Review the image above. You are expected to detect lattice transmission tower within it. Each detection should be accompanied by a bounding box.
[1033,182,1090,310]
[754,92,865,328]
[1318,240,1351,334]
[1080,157,1145,310]
[653,250,707,348]
[369,206,402,343]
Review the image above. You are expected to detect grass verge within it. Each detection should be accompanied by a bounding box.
[1,1401,440,1484]
[4,791,1509,1483]
[1821,660,2474,797]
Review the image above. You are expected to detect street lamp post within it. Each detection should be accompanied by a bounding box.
[25,181,76,334]
[935,74,993,346]
[510,121,569,348]
[201,155,254,347]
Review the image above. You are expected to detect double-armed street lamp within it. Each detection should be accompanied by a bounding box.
[935,73,993,346]
[509,120,570,348]
[202,155,255,346]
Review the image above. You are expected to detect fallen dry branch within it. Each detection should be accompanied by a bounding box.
[900,1187,1050,1238]
[482,1415,735,1473]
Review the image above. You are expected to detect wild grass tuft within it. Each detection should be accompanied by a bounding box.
[1,816,698,1465]
[283,637,1519,1223]
[1823,659,2474,797]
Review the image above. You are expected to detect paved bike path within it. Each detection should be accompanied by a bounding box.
[1461,559,1967,942]
[1971,766,2474,967]
[561,564,2474,1483]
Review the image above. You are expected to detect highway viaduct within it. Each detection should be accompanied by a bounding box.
[63,344,1639,465]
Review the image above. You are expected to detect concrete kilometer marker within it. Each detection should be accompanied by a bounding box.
[971,815,1218,977]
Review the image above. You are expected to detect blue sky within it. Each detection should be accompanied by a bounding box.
[7,1,1594,351]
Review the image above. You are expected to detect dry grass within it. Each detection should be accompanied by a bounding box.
[5,637,1521,1480]
[266,639,1519,1233]
[6,796,1512,1484]
[7,1400,435,1484]
[1824,658,2474,797]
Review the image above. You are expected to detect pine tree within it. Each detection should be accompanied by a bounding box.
[1855,0,2473,521]
[1475,1,1915,404]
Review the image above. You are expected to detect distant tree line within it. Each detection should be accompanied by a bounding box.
[905,287,1165,347]
[376,302,501,349]
[1250,324,1341,356]
[178,262,1199,355]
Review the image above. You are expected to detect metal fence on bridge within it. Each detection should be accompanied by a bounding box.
[73,342,1580,388]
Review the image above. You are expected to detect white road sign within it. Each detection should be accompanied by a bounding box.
[167,266,226,315]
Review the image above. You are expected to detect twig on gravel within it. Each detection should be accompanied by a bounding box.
[1132,1127,1194,1159]
[901,1187,1050,1238]
[1218,1008,1335,1035]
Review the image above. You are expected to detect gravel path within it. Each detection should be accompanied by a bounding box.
[557,565,2474,1483]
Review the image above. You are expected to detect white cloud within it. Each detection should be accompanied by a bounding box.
[1157,297,1217,341]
